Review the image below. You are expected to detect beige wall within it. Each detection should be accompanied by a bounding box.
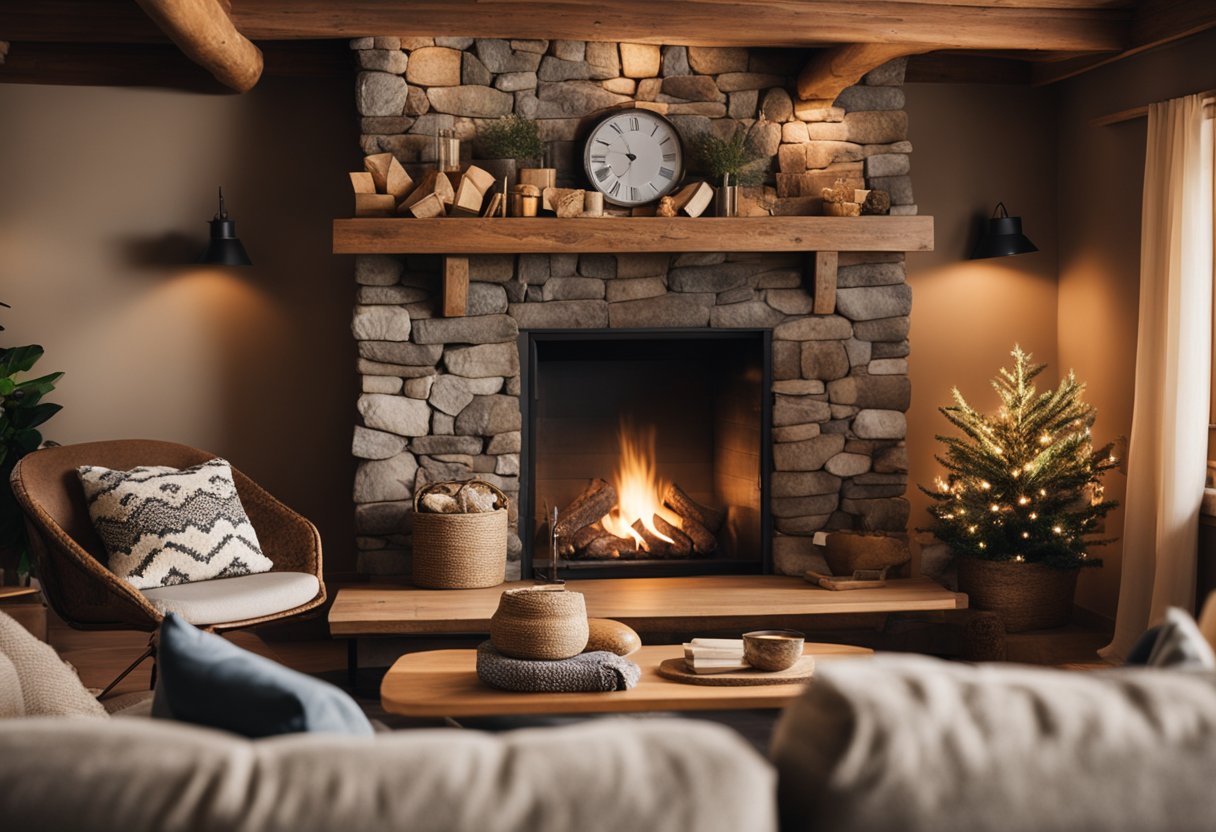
[903,82,1061,570]
[0,77,362,575]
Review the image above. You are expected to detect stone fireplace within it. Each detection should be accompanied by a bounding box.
[348,37,915,580]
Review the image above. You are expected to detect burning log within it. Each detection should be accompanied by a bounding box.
[631,519,672,557]
[559,521,609,557]
[584,533,639,560]
[675,514,718,556]
[663,483,725,534]
[653,514,693,558]
[555,479,617,537]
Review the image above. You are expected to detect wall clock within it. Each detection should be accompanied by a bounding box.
[582,108,684,207]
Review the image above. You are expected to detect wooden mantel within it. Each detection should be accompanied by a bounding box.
[333,216,933,316]
[333,216,933,255]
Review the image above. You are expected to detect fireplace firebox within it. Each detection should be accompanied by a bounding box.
[519,329,771,579]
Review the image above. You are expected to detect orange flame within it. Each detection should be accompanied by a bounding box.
[600,421,680,550]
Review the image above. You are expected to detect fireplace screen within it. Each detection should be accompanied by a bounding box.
[520,330,770,578]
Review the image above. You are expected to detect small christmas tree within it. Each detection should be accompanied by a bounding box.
[922,346,1117,570]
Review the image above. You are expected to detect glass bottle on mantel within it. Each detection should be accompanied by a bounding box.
[436,129,461,174]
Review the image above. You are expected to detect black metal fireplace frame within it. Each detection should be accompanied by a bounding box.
[518,327,773,580]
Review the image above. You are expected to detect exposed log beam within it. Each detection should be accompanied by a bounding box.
[797,43,928,106]
[133,0,262,91]
[0,0,1129,52]
[1033,0,1216,85]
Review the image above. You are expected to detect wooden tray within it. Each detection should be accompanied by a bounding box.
[656,655,815,686]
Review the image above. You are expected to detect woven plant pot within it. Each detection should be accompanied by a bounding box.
[490,587,589,660]
[957,557,1079,632]
[412,480,509,589]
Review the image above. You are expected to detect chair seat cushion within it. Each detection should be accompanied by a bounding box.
[142,572,320,626]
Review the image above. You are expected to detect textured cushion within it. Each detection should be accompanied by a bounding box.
[77,458,273,590]
[1126,607,1216,669]
[0,653,23,718]
[142,572,320,626]
[0,611,106,719]
[152,613,372,738]
[0,716,775,832]
[772,655,1216,832]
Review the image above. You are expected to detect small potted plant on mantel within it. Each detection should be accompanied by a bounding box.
[921,346,1118,632]
[691,126,767,218]
[0,303,64,585]
[475,114,547,191]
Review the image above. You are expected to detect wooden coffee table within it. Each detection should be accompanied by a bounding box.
[380,642,872,717]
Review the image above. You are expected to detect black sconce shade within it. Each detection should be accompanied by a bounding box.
[971,202,1038,260]
[199,187,252,266]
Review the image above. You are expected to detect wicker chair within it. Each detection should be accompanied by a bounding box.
[10,440,326,691]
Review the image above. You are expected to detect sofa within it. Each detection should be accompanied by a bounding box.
[3,607,1216,832]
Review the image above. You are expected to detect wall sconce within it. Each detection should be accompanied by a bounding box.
[970,202,1038,260]
[198,187,253,266]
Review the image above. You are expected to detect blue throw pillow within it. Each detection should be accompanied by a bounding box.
[152,613,373,738]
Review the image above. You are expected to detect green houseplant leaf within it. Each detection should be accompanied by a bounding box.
[0,322,63,581]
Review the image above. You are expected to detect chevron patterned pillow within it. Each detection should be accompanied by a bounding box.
[77,458,274,590]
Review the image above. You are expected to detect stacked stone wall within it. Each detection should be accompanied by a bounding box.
[348,37,915,577]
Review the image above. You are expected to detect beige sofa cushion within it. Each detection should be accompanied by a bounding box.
[0,611,105,719]
[0,716,775,832]
[772,655,1216,832]
[142,572,320,625]
[0,653,23,718]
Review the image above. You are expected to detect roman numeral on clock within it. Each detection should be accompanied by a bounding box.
[595,167,612,182]
[629,117,639,131]
[662,152,676,162]
[659,167,674,180]
[629,186,638,201]
[610,123,623,134]
[610,181,621,196]
[591,154,606,163]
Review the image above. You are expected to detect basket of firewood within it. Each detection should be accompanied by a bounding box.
[412,479,510,589]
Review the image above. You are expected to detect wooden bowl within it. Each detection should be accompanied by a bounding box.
[743,629,805,672]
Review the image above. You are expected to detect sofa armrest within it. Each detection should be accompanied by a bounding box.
[772,655,1216,832]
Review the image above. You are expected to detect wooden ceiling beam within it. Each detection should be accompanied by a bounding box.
[797,43,929,107]
[0,0,1129,52]
[134,0,263,91]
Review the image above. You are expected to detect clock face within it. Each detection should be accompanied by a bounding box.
[583,109,684,207]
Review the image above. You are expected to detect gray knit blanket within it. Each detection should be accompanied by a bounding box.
[476,642,641,693]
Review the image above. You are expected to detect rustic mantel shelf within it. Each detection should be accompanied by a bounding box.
[333,215,934,317]
[332,215,934,255]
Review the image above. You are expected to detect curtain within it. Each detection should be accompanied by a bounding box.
[1103,94,1215,660]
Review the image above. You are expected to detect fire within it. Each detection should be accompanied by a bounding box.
[600,421,681,550]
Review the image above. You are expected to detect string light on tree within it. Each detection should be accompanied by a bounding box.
[921,346,1118,571]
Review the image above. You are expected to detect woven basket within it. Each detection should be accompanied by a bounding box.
[957,558,1079,633]
[490,587,589,660]
[412,480,509,589]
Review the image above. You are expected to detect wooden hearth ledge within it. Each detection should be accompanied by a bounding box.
[328,575,966,637]
[333,215,934,318]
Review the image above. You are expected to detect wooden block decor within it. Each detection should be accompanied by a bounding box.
[408,192,447,219]
[399,170,454,215]
[672,181,714,218]
[443,255,469,317]
[518,168,557,192]
[354,193,396,217]
[349,171,376,194]
[451,164,495,217]
[814,251,838,315]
